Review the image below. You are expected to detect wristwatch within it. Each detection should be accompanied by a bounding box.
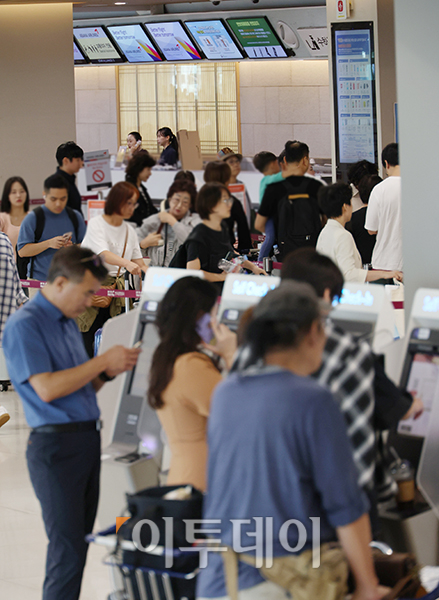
[99,371,115,382]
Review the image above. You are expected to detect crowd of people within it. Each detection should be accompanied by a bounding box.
[0,132,414,600]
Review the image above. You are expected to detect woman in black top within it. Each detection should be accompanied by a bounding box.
[204,161,252,252]
[186,183,264,286]
[346,174,381,265]
[157,127,179,167]
[125,152,157,226]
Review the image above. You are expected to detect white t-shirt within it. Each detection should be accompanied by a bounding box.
[364,176,402,271]
[316,219,367,283]
[81,215,142,277]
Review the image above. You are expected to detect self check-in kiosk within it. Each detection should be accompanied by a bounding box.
[97,267,203,527]
[218,273,281,331]
[330,282,397,354]
[379,288,439,565]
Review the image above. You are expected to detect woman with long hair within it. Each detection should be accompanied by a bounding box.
[148,276,236,491]
[157,126,179,167]
[0,176,30,252]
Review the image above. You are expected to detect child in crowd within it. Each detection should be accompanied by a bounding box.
[252,151,284,259]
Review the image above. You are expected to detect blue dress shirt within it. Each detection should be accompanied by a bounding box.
[3,292,99,428]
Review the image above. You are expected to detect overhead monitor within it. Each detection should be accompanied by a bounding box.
[185,19,244,60]
[331,21,378,181]
[74,26,125,64]
[74,40,88,65]
[144,21,202,61]
[107,24,163,63]
[227,16,288,59]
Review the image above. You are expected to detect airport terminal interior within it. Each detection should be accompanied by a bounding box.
[1,0,439,599]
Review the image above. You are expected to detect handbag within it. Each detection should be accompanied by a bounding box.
[91,228,128,308]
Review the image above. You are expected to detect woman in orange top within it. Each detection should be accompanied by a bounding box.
[148,276,236,492]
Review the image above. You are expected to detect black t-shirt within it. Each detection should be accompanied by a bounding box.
[258,175,323,232]
[224,196,252,251]
[54,168,83,215]
[346,206,376,265]
[186,223,235,274]
[158,146,178,166]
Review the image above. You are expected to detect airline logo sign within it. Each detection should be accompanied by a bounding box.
[337,0,348,20]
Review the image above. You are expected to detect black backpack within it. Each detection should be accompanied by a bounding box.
[276,179,322,261]
[168,227,203,270]
[16,206,79,279]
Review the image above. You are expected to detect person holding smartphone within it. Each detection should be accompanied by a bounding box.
[147,276,237,492]
[17,174,86,297]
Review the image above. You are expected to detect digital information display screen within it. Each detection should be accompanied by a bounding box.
[398,353,439,438]
[227,17,287,59]
[144,21,202,61]
[185,20,243,60]
[108,24,163,63]
[74,27,124,63]
[74,40,87,64]
[333,25,376,164]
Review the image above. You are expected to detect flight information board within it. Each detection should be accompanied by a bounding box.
[227,16,287,59]
[144,21,202,61]
[332,22,377,169]
[185,20,243,60]
[108,24,163,63]
[74,27,124,63]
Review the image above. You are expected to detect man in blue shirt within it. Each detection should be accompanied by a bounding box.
[17,174,86,289]
[3,246,141,600]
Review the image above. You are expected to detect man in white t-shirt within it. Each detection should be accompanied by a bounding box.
[364,143,402,272]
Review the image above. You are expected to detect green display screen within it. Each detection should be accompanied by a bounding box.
[227,17,287,59]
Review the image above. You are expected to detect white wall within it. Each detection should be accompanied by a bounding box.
[0,4,76,199]
[75,66,118,154]
[74,60,331,159]
[394,1,439,311]
[239,60,331,158]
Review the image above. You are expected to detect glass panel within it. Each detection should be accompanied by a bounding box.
[137,65,157,152]
[119,66,138,145]
[118,62,239,156]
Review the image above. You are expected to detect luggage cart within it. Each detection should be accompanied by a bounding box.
[86,526,199,600]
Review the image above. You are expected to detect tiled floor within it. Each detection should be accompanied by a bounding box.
[0,390,115,600]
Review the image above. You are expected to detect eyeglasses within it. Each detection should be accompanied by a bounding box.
[222,197,233,206]
[80,254,103,268]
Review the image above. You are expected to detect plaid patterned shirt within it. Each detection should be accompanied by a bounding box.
[0,232,28,342]
[314,320,375,491]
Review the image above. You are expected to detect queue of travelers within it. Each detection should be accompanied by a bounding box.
[0,133,414,600]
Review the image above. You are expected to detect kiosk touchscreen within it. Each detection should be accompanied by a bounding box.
[330,282,396,353]
[389,289,439,472]
[218,273,280,331]
[97,268,203,526]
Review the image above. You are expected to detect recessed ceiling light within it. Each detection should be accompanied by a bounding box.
[115,2,126,4]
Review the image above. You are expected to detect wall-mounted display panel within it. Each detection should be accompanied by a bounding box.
[227,16,288,59]
[74,39,88,65]
[107,24,163,63]
[331,21,378,179]
[144,21,203,61]
[74,26,125,64]
[185,19,244,60]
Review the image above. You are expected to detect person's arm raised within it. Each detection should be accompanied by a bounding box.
[29,345,141,402]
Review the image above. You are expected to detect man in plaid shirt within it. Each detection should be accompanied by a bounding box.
[0,231,28,428]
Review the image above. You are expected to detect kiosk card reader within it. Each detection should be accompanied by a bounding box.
[330,282,397,354]
[97,267,203,526]
[218,273,280,331]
